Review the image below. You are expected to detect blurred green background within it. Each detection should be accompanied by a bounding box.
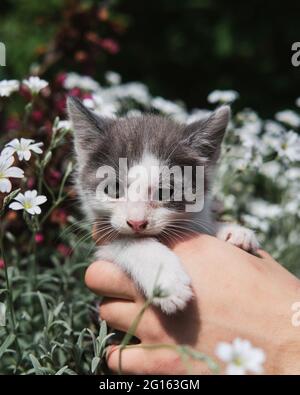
[0,0,299,117]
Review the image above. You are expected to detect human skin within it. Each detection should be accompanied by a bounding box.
[85,234,300,374]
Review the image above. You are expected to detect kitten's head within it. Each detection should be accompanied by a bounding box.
[67,97,230,238]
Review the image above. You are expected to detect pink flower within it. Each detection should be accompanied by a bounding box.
[57,244,72,257]
[55,96,67,113]
[27,177,35,189]
[51,208,68,225]
[56,73,67,86]
[31,110,44,123]
[35,233,44,244]
[0,259,5,269]
[69,88,81,97]
[99,38,120,55]
[5,117,21,132]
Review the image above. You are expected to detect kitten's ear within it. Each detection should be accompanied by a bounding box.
[183,105,230,162]
[67,96,111,161]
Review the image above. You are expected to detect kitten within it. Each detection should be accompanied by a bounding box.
[67,97,259,314]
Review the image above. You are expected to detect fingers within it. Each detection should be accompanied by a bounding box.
[85,260,142,301]
[99,298,144,336]
[99,297,166,341]
[106,345,185,375]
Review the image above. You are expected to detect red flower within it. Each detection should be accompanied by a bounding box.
[57,244,72,257]
[48,169,62,187]
[69,88,82,97]
[0,259,5,269]
[51,208,68,225]
[99,38,120,55]
[5,117,21,132]
[27,177,36,189]
[35,233,44,244]
[56,73,67,86]
[31,110,44,123]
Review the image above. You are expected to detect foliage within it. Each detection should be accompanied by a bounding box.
[0,69,299,374]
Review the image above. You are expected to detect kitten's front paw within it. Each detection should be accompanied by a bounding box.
[151,256,193,314]
[154,282,193,314]
[217,223,259,253]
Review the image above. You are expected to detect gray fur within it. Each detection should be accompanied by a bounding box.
[67,96,230,217]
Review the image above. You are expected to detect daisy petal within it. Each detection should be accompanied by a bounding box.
[215,343,233,362]
[226,364,246,375]
[9,202,24,210]
[14,193,26,204]
[26,207,36,215]
[23,150,31,161]
[0,178,12,193]
[34,206,41,215]
[35,195,47,205]
[4,167,24,178]
[2,156,14,170]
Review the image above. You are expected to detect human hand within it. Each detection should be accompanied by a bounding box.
[85,234,300,374]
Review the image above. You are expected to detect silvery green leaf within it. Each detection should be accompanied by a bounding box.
[91,356,100,373]
[0,334,15,358]
[0,302,6,326]
[2,188,21,209]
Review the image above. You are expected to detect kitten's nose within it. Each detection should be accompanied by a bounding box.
[127,220,148,232]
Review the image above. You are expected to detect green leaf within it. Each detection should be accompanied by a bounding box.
[91,356,100,373]
[96,320,107,355]
[0,302,6,326]
[86,328,97,355]
[0,334,16,358]
[2,188,21,209]
[53,302,64,317]
[37,291,49,326]
[29,354,45,375]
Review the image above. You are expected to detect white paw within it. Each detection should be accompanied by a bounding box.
[150,256,193,314]
[217,224,259,253]
[153,282,193,314]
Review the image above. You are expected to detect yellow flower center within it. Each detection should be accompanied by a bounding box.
[233,356,244,366]
[24,202,32,210]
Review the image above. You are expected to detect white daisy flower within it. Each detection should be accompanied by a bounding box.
[0,79,20,97]
[63,72,100,91]
[9,190,47,215]
[186,109,212,124]
[151,97,184,115]
[0,151,24,193]
[5,138,43,161]
[83,94,118,118]
[105,71,121,85]
[275,110,300,128]
[264,120,285,135]
[271,130,300,162]
[248,199,282,219]
[55,120,72,132]
[207,89,239,104]
[23,76,48,94]
[215,338,266,375]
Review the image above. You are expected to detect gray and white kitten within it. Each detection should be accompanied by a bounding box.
[67,97,258,314]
